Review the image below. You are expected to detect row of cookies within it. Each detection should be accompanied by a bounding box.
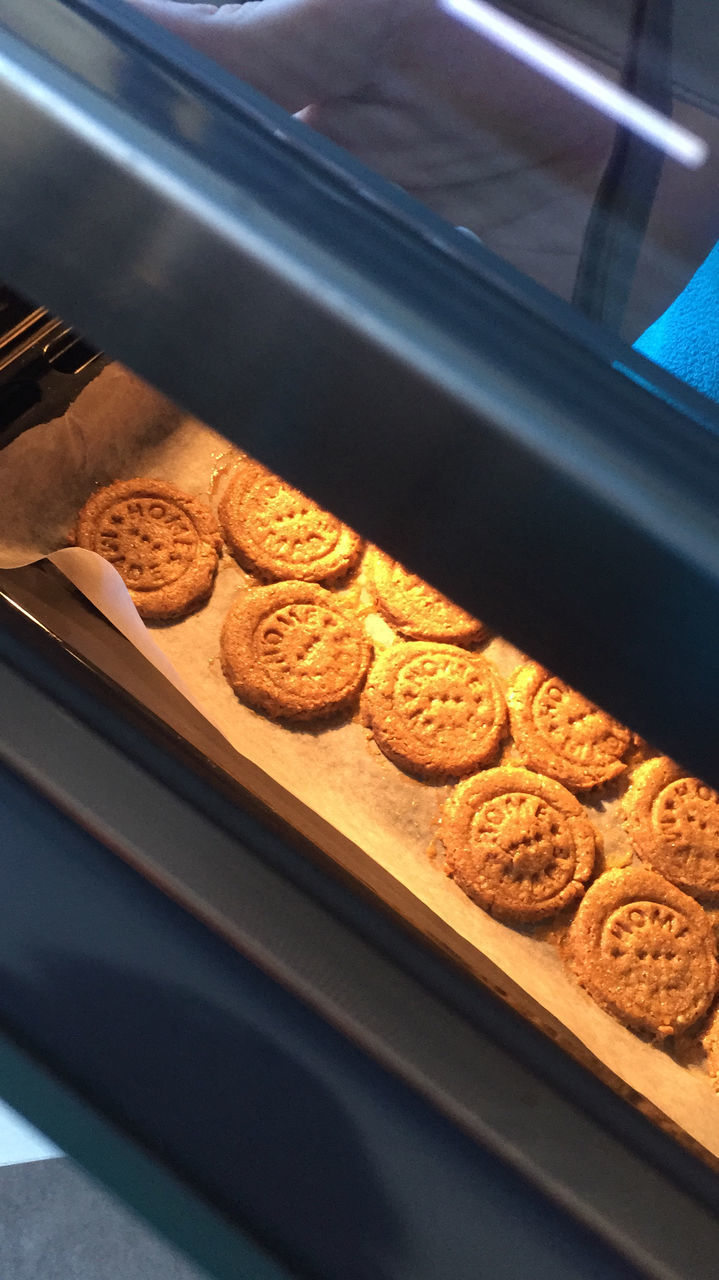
[71,466,719,1048]
[69,464,503,742]
[353,519,719,1045]
[233,474,719,1048]
[72,455,499,664]
[432,653,719,1040]
[437,761,719,1040]
[71,460,478,626]
[70,459,361,620]
[581,760,719,1041]
[218,452,490,649]
[221,558,719,1043]
[221,550,719,1044]
[440,753,719,917]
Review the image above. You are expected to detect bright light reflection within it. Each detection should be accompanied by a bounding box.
[439,0,708,169]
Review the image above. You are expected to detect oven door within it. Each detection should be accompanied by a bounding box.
[1,1,719,1277]
[3,567,719,1280]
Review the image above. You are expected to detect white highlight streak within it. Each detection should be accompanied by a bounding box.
[440,0,708,169]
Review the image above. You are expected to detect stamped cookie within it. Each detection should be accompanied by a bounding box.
[566,867,718,1038]
[74,478,221,621]
[219,457,362,584]
[367,547,487,645]
[220,581,371,721]
[623,757,719,901]
[363,641,507,780]
[441,767,597,922]
[507,662,633,791]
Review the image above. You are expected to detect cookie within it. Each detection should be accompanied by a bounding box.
[363,641,507,780]
[367,547,487,645]
[220,581,371,721]
[441,767,597,922]
[507,662,633,791]
[74,478,221,621]
[219,456,362,584]
[566,867,718,1038]
[623,757,719,901]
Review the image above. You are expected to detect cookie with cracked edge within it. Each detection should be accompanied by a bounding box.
[623,757,719,901]
[367,546,488,645]
[73,478,221,621]
[441,766,598,922]
[507,662,633,791]
[566,866,718,1038]
[363,641,507,780]
[220,580,372,721]
[219,456,362,584]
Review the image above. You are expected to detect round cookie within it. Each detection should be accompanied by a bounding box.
[219,456,362,584]
[220,581,371,722]
[566,867,718,1038]
[507,662,632,791]
[364,641,507,780]
[441,767,598,922]
[368,547,487,645]
[74,478,221,621]
[623,757,719,901]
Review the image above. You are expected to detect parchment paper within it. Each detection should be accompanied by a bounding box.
[4,364,719,1161]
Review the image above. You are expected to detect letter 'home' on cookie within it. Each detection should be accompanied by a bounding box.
[623,757,719,901]
[440,766,598,923]
[363,641,507,781]
[73,477,222,621]
[566,867,718,1038]
[507,662,634,791]
[220,580,372,721]
[219,455,362,584]
[367,546,488,645]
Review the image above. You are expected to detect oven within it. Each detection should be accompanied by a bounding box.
[1,0,719,1276]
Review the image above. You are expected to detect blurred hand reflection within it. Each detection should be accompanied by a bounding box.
[125,0,614,296]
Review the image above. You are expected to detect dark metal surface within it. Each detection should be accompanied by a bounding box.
[0,0,718,782]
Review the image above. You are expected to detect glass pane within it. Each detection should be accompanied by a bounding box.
[120,0,719,397]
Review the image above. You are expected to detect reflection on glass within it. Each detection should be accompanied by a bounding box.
[440,0,707,167]
[124,0,719,363]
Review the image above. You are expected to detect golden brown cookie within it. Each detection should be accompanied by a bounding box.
[566,867,718,1038]
[367,547,487,645]
[74,478,221,621]
[441,767,597,922]
[623,757,719,901]
[220,581,371,721]
[363,641,507,780]
[219,457,362,584]
[507,662,633,791]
